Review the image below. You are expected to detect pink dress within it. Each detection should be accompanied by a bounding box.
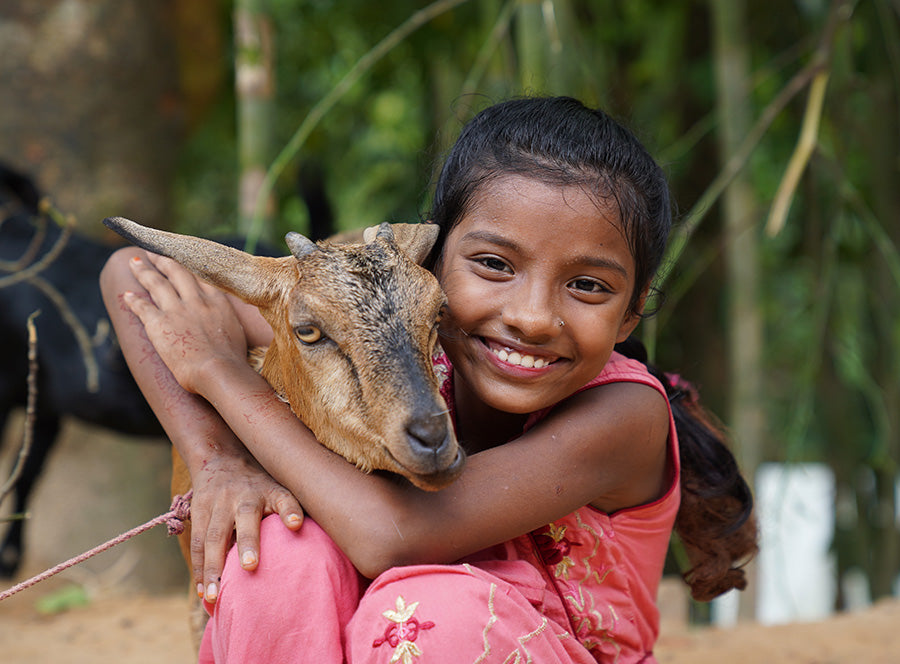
[198,351,680,664]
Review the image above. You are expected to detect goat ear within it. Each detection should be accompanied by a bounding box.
[103,216,295,306]
[372,223,439,266]
[334,222,439,265]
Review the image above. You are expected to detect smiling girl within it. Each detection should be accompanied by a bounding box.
[101,96,756,663]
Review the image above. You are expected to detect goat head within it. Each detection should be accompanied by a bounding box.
[103,216,464,491]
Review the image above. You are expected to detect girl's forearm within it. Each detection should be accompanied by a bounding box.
[100,251,251,473]
[193,355,459,575]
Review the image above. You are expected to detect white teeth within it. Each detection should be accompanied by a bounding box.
[492,346,551,368]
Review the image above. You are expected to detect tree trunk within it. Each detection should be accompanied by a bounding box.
[0,0,180,235]
[234,0,275,238]
[710,0,764,621]
[860,51,900,602]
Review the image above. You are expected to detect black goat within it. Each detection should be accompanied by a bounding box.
[0,165,166,577]
[0,163,329,578]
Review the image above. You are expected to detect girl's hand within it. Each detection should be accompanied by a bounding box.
[123,253,247,394]
[188,440,303,602]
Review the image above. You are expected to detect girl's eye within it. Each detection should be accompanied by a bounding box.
[295,325,323,344]
[474,256,511,273]
[569,278,608,294]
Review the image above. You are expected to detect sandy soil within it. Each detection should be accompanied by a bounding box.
[1,586,899,663]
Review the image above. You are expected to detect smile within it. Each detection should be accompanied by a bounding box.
[485,340,559,369]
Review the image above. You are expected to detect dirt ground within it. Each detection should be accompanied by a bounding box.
[1,585,898,663]
[2,422,899,662]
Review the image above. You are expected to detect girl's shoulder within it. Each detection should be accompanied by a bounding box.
[523,351,666,431]
[581,351,663,392]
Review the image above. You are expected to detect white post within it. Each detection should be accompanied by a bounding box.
[755,463,836,624]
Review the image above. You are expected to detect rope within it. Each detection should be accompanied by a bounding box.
[0,490,192,603]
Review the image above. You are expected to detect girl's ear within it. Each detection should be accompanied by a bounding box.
[615,288,649,343]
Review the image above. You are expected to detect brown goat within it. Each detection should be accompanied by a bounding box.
[104,216,467,647]
[102,216,464,492]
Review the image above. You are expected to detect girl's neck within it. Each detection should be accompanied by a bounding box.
[452,375,528,454]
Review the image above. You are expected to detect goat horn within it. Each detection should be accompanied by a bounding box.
[374,222,395,244]
[285,232,319,259]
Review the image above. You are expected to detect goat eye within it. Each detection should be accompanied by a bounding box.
[294,325,322,344]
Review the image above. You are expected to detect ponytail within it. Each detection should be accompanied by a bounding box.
[615,338,758,601]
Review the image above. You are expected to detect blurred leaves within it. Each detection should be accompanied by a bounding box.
[165,0,899,600]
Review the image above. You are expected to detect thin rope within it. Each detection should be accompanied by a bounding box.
[0,490,192,603]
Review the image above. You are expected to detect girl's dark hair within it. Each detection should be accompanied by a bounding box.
[615,337,758,601]
[430,96,757,600]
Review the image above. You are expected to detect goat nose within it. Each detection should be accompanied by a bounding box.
[405,415,451,454]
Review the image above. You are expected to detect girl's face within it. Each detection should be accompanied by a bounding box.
[435,173,643,416]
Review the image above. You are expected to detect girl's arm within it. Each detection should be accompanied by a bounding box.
[124,253,670,579]
[99,247,304,599]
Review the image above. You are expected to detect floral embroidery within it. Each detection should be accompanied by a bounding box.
[432,349,451,391]
[372,595,435,663]
[535,522,581,579]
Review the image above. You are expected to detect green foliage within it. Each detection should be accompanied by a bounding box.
[35,584,90,615]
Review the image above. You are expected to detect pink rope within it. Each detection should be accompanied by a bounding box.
[0,490,192,603]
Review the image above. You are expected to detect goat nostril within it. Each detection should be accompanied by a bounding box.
[406,417,450,453]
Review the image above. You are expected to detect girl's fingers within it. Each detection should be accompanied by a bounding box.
[188,504,211,599]
[127,255,181,307]
[145,252,232,309]
[234,500,264,572]
[274,492,305,531]
[121,290,154,321]
[143,253,209,304]
[201,510,234,604]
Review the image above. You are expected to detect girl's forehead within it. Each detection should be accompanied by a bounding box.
[462,174,626,241]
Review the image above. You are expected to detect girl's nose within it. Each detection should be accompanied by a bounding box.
[500,282,560,340]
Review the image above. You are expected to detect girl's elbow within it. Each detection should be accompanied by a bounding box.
[345,533,434,580]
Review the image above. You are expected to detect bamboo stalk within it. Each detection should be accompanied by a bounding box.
[765,70,830,237]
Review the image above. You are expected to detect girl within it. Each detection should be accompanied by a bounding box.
[100,96,756,663]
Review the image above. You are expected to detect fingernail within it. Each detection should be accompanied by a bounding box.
[197,583,204,598]
[131,256,142,264]
[286,513,302,528]
[206,582,218,602]
[241,550,258,568]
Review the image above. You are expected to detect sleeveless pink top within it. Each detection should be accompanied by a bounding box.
[433,351,681,663]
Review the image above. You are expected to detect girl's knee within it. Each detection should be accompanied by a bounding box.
[99,246,145,295]
[217,515,361,610]
[348,565,576,663]
[207,516,363,663]
[243,515,354,579]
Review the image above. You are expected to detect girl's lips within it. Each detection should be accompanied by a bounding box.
[480,337,560,370]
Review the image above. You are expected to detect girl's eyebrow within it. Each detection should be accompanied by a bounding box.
[459,229,518,250]
[568,254,629,277]
[461,230,629,277]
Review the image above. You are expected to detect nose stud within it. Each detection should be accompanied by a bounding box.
[558,319,565,327]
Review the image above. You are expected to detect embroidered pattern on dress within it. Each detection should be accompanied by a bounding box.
[471,577,499,664]
[372,596,435,663]
[567,512,620,658]
[431,349,451,390]
[534,522,581,579]
[536,512,624,661]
